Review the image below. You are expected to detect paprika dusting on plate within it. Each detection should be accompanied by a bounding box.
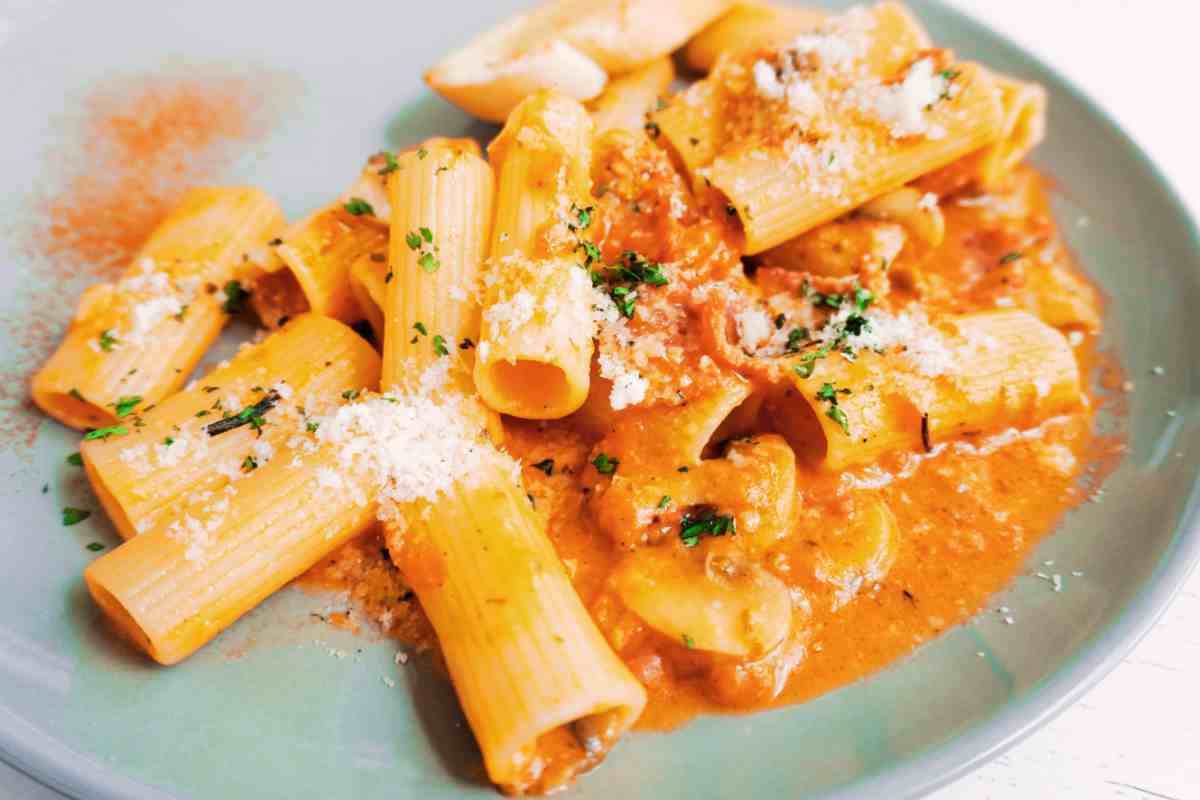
[2,68,287,456]
[27,71,278,278]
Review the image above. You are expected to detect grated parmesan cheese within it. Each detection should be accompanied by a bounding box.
[734,307,775,353]
[314,362,516,516]
[851,58,949,139]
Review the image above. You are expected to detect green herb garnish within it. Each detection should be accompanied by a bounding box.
[591,453,619,475]
[204,391,280,438]
[62,507,91,526]
[113,395,142,418]
[66,452,83,466]
[680,506,735,547]
[377,152,400,176]
[222,280,250,314]
[343,197,374,216]
[83,425,128,441]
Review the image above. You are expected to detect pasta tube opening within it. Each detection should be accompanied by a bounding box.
[480,358,578,419]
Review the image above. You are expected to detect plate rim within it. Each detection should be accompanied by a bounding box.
[1,1,1198,798]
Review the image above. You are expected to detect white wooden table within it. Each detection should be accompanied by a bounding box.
[1,2,1196,798]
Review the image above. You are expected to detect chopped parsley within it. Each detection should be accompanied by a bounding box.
[416,147,428,160]
[657,495,671,509]
[568,202,594,232]
[785,327,810,353]
[680,506,735,547]
[163,436,175,446]
[643,120,661,139]
[222,280,250,314]
[432,334,449,357]
[241,455,258,472]
[998,251,1023,264]
[576,239,602,267]
[591,453,619,475]
[793,341,835,379]
[681,633,695,649]
[843,312,870,336]
[62,507,91,526]
[86,541,106,552]
[204,391,281,438]
[591,250,668,319]
[417,252,440,273]
[66,452,82,466]
[459,338,475,350]
[854,287,874,311]
[341,389,361,401]
[413,321,428,336]
[97,329,118,352]
[377,152,400,175]
[343,197,374,216]
[532,458,555,476]
[83,425,128,441]
[113,395,142,418]
[306,420,320,433]
[816,381,852,435]
[406,228,440,273]
[810,290,844,309]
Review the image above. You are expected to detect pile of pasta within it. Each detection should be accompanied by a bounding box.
[32,2,1100,795]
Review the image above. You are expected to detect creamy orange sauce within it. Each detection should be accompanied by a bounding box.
[301,155,1117,736]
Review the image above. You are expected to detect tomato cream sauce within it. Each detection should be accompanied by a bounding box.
[301,155,1118,733]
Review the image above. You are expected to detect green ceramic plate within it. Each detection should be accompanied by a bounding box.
[0,1,1196,798]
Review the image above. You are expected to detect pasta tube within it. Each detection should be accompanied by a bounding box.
[84,426,379,666]
[383,138,494,384]
[587,57,675,135]
[269,206,388,323]
[425,0,732,123]
[683,2,828,73]
[348,251,390,342]
[80,314,381,540]
[375,133,645,795]
[650,3,1004,253]
[475,92,596,419]
[391,461,647,795]
[916,71,1048,195]
[769,310,1081,470]
[32,187,285,430]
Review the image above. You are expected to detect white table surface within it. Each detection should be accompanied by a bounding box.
[1,1,1197,798]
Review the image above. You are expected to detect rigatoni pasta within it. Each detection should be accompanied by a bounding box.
[474,91,597,419]
[34,2,1119,796]
[33,187,284,429]
[383,138,492,383]
[768,310,1081,470]
[587,57,676,135]
[84,428,380,665]
[80,314,381,540]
